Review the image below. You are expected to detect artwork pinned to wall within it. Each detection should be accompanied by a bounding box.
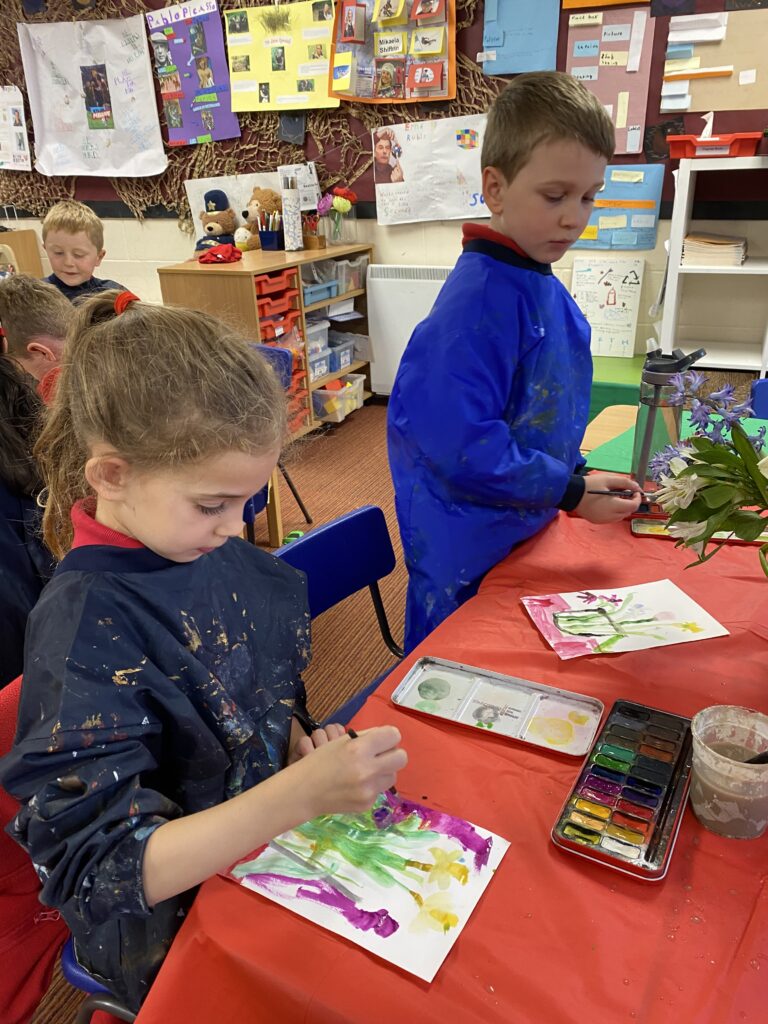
[17,14,166,177]
[0,86,31,172]
[481,0,559,76]
[329,0,456,102]
[571,255,645,357]
[522,580,728,660]
[146,0,240,147]
[225,792,509,982]
[224,2,339,111]
[565,6,656,155]
[573,163,664,250]
[373,114,489,225]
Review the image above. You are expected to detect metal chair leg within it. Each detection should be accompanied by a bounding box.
[75,993,137,1024]
[278,461,313,524]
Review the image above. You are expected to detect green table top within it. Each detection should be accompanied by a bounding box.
[586,412,768,474]
[592,355,645,386]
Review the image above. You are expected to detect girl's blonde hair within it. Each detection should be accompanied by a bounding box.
[36,292,287,559]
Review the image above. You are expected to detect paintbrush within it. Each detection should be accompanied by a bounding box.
[745,750,768,765]
[347,727,398,796]
[586,488,649,499]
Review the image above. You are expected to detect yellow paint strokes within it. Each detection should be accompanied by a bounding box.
[81,713,104,729]
[181,610,202,652]
[568,710,590,726]
[409,891,460,934]
[112,658,147,686]
[527,715,574,747]
[427,847,469,889]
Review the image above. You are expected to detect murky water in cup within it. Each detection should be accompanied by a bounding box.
[689,706,768,840]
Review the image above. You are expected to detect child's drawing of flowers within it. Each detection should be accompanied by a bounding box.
[521,580,727,660]
[224,792,508,982]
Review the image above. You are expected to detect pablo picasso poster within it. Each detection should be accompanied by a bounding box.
[225,793,509,981]
[0,86,32,172]
[147,0,240,147]
[374,114,489,226]
[225,3,339,112]
[17,15,166,177]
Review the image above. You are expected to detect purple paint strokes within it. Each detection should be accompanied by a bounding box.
[245,872,399,938]
[377,793,492,870]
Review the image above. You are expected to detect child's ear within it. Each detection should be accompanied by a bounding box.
[95,248,106,268]
[482,166,507,215]
[85,454,133,500]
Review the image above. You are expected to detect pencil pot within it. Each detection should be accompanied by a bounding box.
[690,706,768,840]
[258,229,284,251]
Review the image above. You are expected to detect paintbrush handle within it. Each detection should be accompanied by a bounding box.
[347,728,398,795]
[586,489,647,498]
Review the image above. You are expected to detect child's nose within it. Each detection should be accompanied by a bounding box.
[215,510,246,539]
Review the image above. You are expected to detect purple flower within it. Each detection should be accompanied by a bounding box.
[708,384,736,405]
[731,399,754,419]
[577,591,598,604]
[689,398,711,430]
[669,372,686,391]
[685,370,708,394]
[667,390,686,407]
[708,421,726,445]
[648,443,690,482]
[749,426,767,454]
[317,193,333,216]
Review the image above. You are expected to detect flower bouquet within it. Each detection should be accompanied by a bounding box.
[649,371,768,576]
[317,186,357,245]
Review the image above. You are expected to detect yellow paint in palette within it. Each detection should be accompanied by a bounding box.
[523,696,602,755]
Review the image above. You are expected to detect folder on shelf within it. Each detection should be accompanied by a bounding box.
[681,231,747,267]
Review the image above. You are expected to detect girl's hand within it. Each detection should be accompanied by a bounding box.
[293,725,407,815]
[574,472,642,524]
[288,722,346,763]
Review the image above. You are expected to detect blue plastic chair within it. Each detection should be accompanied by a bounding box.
[61,936,137,1023]
[243,344,313,542]
[274,505,404,724]
[750,378,768,419]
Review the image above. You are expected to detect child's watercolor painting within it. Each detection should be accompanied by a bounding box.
[224,792,509,981]
[522,579,728,660]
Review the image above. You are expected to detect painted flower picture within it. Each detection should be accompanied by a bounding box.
[522,580,728,659]
[224,792,509,981]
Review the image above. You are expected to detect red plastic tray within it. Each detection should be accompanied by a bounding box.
[253,269,297,295]
[667,132,762,159]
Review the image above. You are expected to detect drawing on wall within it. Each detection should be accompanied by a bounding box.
[571,255,645,358]
[225,792,509,981]
[522,580,728,660]
[0,86,32,171]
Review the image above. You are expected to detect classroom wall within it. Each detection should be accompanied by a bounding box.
[13,214,768,358]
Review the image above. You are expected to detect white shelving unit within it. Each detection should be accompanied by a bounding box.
[661,155,768,378]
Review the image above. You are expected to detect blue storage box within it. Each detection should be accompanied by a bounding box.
[303,280,339,305]
[328,339,355,372]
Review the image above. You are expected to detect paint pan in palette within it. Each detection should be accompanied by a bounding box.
[391,657,603,757]
[551,700,693,881]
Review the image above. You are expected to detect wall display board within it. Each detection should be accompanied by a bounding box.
[0,86,32,172]
[573,163,664,250]
[572,255,645,358]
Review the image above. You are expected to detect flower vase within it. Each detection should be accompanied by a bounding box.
[326,208,357,245]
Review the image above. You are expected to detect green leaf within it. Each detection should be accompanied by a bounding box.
[681,465,737,480]
[760,544,768,580]
[700,484,734,509]
[727,514,768,542]
[690,447,743,470]
[731,423,768,505]
[666,499,712,523]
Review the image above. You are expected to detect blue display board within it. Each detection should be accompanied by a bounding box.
[573,163,665,251]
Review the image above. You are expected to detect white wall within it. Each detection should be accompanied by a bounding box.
[13,214,768,358]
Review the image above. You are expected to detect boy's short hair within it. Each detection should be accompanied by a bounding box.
[0,275,73,356]
[482,71,615,183]
[42,200,105,251]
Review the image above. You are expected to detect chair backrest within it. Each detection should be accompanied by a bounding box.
[253,344,292,389]
[274,505,396,618]
[750,379,768,419]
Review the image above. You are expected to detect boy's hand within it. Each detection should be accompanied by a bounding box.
[294,726,407,814]
[574,472,642,524]
[288,722,346,764]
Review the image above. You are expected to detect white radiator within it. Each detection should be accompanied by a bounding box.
[366,264,453,395]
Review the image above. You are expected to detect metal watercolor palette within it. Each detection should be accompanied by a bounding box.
[551,700,693,881]
[390,657,604,757]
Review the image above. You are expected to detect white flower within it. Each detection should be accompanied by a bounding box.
[666,520,706,555]
[668,456,690,477]
[655,470,704,510]
[758,455,768,480]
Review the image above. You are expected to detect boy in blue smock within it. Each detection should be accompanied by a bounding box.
[388,71,642,652]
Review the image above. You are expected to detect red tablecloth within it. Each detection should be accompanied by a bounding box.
[137,515,768,1024]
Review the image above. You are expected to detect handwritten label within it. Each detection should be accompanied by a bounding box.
[147,0,217,29]
[631,214,655,228]
[574,39,600,57]
[569,12,602,26]
[602,24,630,42]
[611,169,644,184]
[599,214,628,229]
[571,66,599,81]
[600,51,629,68]
[376,31,406,56]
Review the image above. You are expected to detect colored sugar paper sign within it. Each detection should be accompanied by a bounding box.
[0,86,32,171]
[566,6,656,154]
[330,0,456,103]
[651,0,695,14]
[522,580,728,660]
[225,2,339,111]
[481,0,558,76]
[146,1,240,147]
[225,792,509,982]
[571,255,644,357]
[17,14,166,177]
[373,113,489,225]
[573,163,663,250]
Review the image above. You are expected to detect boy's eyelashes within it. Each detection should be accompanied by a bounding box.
[542,193,598,204]
[198,503,226,516]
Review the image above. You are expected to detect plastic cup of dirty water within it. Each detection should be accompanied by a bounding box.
[689,705,768,839]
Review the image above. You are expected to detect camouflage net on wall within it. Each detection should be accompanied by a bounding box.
[0,0,501,225]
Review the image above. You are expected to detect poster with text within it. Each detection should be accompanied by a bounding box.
[17,14,166,177]
[571,256,645,358]
[147,0,240,146]
[374,114,489,225]
[0,86,32,171]
[565,6,655,155]
[225,3,339,111]
[573,163,664,250]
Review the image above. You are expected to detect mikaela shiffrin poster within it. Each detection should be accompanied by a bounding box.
[146,0,240,146]
[17,14,166,177]
[373,114,490,225]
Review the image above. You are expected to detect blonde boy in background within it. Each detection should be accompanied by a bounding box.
[42,199,126,302]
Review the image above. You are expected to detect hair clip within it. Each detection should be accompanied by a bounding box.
[114,290,139,315]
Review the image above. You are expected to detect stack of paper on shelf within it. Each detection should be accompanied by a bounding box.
[681,232,747,267]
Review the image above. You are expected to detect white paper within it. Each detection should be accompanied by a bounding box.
[0,86,31,171]
[17,15,166,177]
[625,124,642,154]
[668,12,728,44]
[626,9,647,74]
[571,255,645,358]
[277,162,321,211]
[661,80,690,97]
[739,69,757,87]
[661,95,692,112]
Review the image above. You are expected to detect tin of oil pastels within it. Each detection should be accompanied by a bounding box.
[390,657,604,757]
[551,700,693,881]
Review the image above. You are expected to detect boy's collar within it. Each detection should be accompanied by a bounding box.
[461,224,553,276]
[71,497,145,550]
[462,222,530,258]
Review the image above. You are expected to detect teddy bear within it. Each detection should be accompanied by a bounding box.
[241,187,282,249]
[195,188,238,250]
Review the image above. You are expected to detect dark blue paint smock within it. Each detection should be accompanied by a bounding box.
[0,537,311,1010]
[387,234,592,651]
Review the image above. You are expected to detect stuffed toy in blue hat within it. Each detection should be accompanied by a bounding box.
[195,188,238,250]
